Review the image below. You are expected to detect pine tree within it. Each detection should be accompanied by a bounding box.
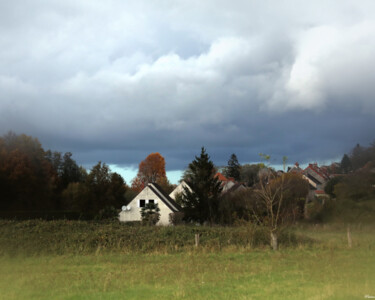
[340,154,352,174]
[182,147,222,223]
[224,153,241,181]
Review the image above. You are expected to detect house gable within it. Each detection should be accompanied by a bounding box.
[119,183,180,225]
[169,181,192,200]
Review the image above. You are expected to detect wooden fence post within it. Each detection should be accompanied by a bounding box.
[195,234,200,247]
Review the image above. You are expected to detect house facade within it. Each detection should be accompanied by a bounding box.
[119,183,181,225]
[169,181,192,200]
[215,172,236,193]
[303,163,330,191]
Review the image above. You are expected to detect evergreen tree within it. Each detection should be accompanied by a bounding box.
[141,202,160,225]
[224,153,241,181]
[340,154,352,174]
[61,152,83,188]
[182,147,222,223]
[84,162,126,213]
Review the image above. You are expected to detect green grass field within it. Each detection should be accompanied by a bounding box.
[0,222,374,299]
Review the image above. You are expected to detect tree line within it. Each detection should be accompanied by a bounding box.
[0,132,128,218]
[1,131,374,228]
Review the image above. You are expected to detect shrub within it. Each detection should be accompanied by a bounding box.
[169,212,185,225]
[141,203,160,226]
[95,206,119,220]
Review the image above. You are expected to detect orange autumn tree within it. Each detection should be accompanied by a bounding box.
[131,152,173,193]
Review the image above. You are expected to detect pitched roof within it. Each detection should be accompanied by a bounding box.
[215,172,235,182]
[304,163,330,182]
[147,183,181,212]
[225,183,247,194]
[288,162,303,174]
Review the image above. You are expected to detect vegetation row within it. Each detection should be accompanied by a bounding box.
[0,220,312,256]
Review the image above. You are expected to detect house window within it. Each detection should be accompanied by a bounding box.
[139,199,146,208]
[148,199,154,205]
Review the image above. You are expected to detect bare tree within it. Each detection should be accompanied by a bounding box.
[252,171,308,250]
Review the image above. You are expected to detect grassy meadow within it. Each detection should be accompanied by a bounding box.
[0,221,374,299]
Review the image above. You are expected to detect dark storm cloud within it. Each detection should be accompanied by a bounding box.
[1,0,375,178]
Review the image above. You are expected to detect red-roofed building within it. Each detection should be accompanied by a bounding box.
[215,172,236,193]
[302,163,331,198]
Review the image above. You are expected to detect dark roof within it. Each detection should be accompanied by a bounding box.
[306,173,323,185]
[225,183,246,194]
[305,164,329,181]
[148,183,182,212]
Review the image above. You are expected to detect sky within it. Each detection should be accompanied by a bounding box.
[1,0,375,184]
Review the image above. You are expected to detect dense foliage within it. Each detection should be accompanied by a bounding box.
[0,220,309,255]
[0,132,127,218]
[131,152,174,193]
[310,142,375,223]
[141,202,161,225]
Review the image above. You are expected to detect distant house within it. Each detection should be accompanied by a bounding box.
[215,172,236,193]
[303,163,330,190]
[119,183,181,225]
[224,183,247,194]
[169,180,192,200]
[301,163,332,198]
[288,162,303,174]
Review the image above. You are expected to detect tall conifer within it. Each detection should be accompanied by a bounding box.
[225,153,241,181]
[182,147,222,223]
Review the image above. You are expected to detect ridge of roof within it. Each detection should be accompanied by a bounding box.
[148,183,181,212]
[215,172,235,182]
[305,164,329,180]
[225,183,246,194]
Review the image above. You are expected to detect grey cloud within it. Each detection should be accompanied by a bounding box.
[1,0,375,174]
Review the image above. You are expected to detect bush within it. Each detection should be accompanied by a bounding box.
[169,212,185,225]
[95,206,119,220]
[141,203,160,226]
[305,198,335,223]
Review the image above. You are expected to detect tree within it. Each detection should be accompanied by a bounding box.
[131,152,170,192]
[45,151,84,192]
[251,156,308,250]
[349,142,375,171]
[84,162,126,213]
[182,147,222,223]
[141,202,160,225]
[0,132,57,211]
[324,176,344,198]
[61,182,90,212]
[61,152,83,188]
[223,153,241,181]
[240,164,263,187]
[340,154,352,174]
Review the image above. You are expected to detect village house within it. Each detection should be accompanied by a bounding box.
[169,180,192,200]
[119,183,181,225]
[303,163,330,191]
[215,172,236,192]
[289,162,331,199]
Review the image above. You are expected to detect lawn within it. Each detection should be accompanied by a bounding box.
[0,223,374,299]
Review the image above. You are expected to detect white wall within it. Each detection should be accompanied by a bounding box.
[169,181,191,200]
[119,185,174,225]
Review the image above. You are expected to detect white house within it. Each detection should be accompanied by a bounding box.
[169,180,192,200]
[119,183,181,225]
